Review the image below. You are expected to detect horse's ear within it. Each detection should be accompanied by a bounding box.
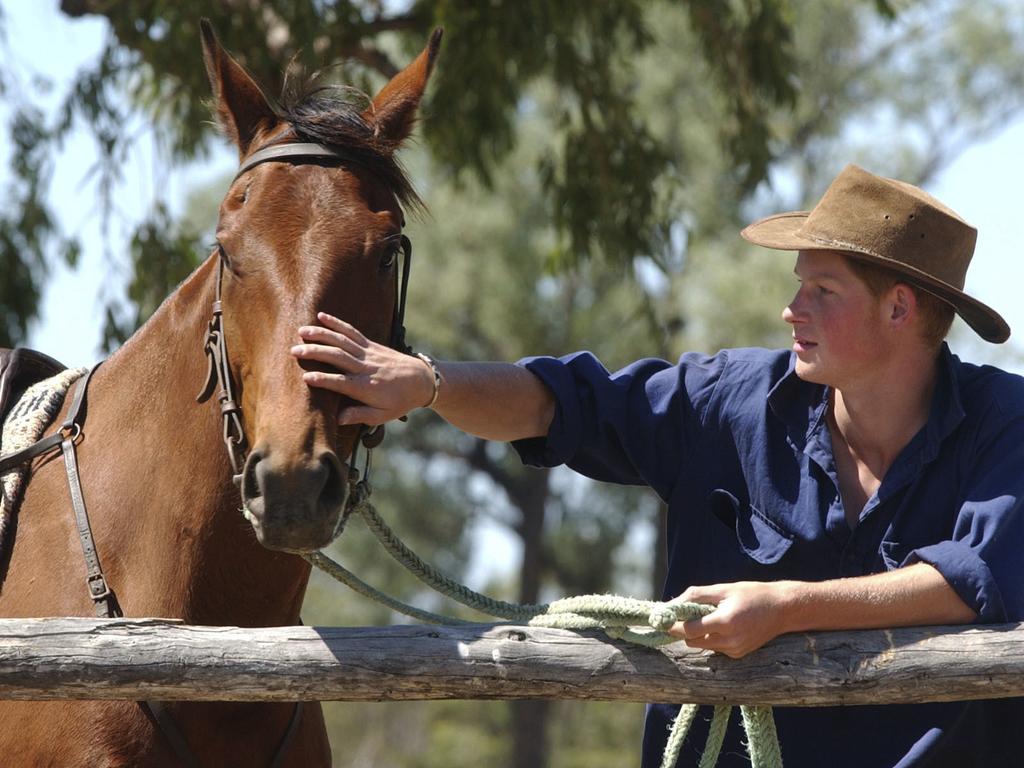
[200,19,276,157]
[364,28,443,150]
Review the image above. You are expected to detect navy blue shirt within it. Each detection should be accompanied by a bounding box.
[513,344,1024,767]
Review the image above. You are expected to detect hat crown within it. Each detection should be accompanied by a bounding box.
[799,164,976,290]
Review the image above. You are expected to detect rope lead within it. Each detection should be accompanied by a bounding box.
[304,497,783,768]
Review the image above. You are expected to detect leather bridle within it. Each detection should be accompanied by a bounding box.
[197,141,414,504]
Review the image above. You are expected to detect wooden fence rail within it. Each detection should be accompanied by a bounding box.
[1,617,1022,706]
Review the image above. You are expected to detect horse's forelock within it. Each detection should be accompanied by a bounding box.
[275,74,422,214]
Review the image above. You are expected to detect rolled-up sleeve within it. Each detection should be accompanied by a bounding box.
[511,350,727,502]
[908,414,1024,623]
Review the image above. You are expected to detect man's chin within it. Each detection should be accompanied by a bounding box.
[793,358,827,384]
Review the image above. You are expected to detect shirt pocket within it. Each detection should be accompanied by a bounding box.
[710,488,794,566]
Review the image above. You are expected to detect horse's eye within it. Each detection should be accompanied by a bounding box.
[380,244,399,271]
[216,242,232,269]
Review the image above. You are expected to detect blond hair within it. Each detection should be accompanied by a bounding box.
[845,256,955,348]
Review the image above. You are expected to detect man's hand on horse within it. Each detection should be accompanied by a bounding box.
[292,312,435,426]
[668,580,794,659]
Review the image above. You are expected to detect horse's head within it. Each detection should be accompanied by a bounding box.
[199,21,439,552]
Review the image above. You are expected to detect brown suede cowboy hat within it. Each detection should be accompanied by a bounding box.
[741,163,1010,343]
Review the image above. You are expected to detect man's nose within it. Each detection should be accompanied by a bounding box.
[782,294,801,325]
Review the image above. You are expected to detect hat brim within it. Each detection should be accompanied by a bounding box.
[742,212,1010,344]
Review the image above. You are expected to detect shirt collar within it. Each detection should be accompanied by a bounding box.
[766,343,966,457]
[923,342,966,452]
[766,354,828,453]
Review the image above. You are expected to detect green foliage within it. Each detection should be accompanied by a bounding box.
[685,0,797,188]
[3,0,803,346]
[0,105,79,346]
[102,202,205,348]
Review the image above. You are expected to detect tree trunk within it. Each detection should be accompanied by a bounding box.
[511,470,552,768]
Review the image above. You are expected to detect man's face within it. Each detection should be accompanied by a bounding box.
[782,250,889,388]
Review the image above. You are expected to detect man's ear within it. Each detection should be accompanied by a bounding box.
[888,283,917,327]
[363,28,442,151]
[200,19,277,158]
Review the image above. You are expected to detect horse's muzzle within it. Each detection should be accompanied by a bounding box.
[240,445,348,552]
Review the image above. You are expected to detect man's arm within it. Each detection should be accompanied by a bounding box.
[671,562,977,659]
[292,312,555,441]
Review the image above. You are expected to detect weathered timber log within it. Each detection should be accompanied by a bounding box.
[0,617,1021,706]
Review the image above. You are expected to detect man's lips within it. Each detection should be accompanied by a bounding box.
[793,337,817,351]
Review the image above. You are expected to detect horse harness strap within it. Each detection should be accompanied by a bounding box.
[197,257,247,484]
[0,350,76,476]
[0,429,66,475]
[60,364,122,620]
[0,362,118,618]
[233,142,347,181]
[52,385,201,766]
[142,701,201,768]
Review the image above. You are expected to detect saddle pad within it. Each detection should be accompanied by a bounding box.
[1,367,87,553]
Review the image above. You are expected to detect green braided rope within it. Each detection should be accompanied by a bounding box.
[354,496,545,621]
[741,706,783,768]
[700,705,732,768]
[307,496,783,767]
[662,704,700,768]
[304,551,472,626]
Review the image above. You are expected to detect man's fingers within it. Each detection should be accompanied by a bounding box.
[669,622,733,654]
[670,611,724,639]
[680,584,726,606]
[668,615,703,640]
[301,370,358,395]
[316,312,369,345]
[295,328,366,359]
[671,619,747,658]
[292,343,368,373]
[679,633,725,651]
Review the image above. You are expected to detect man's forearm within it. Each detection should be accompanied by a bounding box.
[781,561,977,633]
[433,361,555,442]
[676,562,977,658]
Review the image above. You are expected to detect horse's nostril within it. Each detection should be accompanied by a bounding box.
[242,449,264,502]
[317,451,346,512]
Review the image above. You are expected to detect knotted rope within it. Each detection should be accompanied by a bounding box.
[304,483,782,768]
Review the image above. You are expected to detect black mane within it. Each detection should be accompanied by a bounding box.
[276,75,422,213]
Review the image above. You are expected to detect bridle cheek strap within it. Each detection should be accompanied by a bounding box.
[391,234,413,355]
[198,168,414,490]
[197,257,246,485]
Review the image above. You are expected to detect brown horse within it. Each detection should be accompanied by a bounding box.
[0,21,439,767]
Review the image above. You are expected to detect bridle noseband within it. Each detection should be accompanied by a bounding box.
[196,141,414,511]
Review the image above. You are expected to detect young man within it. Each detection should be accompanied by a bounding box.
[291,165,1024,766]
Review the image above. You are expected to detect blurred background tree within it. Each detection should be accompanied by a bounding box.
[2,0,1023,766]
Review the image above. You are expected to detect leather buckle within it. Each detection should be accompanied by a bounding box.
[87,573,112,600]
